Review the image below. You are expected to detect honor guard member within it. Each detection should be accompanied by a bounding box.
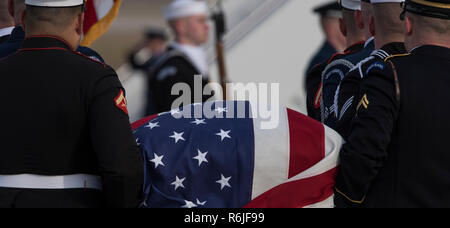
[128,28,168,72]
[334,0,407,140]
[306,1,345,121]
[0,0,14,43]
[306,1,345,74]
[128,28,168,116]
[148,0,213,115]
[0,0,143,208]
[306,0,365,121]
[0,0,104,61]
[320,0,375,128]
[335,0,450,207]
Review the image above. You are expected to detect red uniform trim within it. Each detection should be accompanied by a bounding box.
[132,115,159,130]
[114,89,129,115]
[326,40,366,65]
[18,47,68,52]
[351,41,366,47]
[327,50,351,64]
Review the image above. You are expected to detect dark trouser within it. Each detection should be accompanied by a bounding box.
[0,188,104,208]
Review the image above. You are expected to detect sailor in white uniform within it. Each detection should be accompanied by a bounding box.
[147,0,213,115]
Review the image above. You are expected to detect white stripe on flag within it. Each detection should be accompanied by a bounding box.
[94,0,114,19]
[251,107,289,200]
[324,124,343,157]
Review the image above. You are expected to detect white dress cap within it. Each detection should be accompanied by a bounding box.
[164,0,208,21]
[25,0,84,7]
[341,0,361,10]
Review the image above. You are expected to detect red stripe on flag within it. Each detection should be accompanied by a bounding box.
[84,0,99,34]
[244,167,337,208]
[132,115,158,130]
[287,109,325,178]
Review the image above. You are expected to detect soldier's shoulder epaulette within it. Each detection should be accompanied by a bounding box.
[383,53,411,62]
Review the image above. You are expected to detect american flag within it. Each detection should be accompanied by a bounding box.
[132,101,343,208]
[82,0,122,46]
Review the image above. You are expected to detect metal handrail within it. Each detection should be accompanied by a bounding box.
[207,0,291,64]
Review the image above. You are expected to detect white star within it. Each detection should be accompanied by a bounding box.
[171,175,186,190]
[169,131,185,143]
[215,107,228,114]
[171,109,181,115]
[193,150,208,167]
[145,122,160,130]
[216,174,231,190]
[216,129,231,141]
[191,119,206,125]
[196,198,207,206]
[181,200,197,208]
[150,153,164,169]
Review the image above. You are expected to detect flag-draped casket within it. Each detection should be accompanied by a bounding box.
[132,101,343,208]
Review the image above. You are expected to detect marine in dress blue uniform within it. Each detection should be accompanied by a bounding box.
[0,0,143,208]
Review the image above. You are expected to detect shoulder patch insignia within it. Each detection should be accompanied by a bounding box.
[356,94,369,111]
[114,89,129,115]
